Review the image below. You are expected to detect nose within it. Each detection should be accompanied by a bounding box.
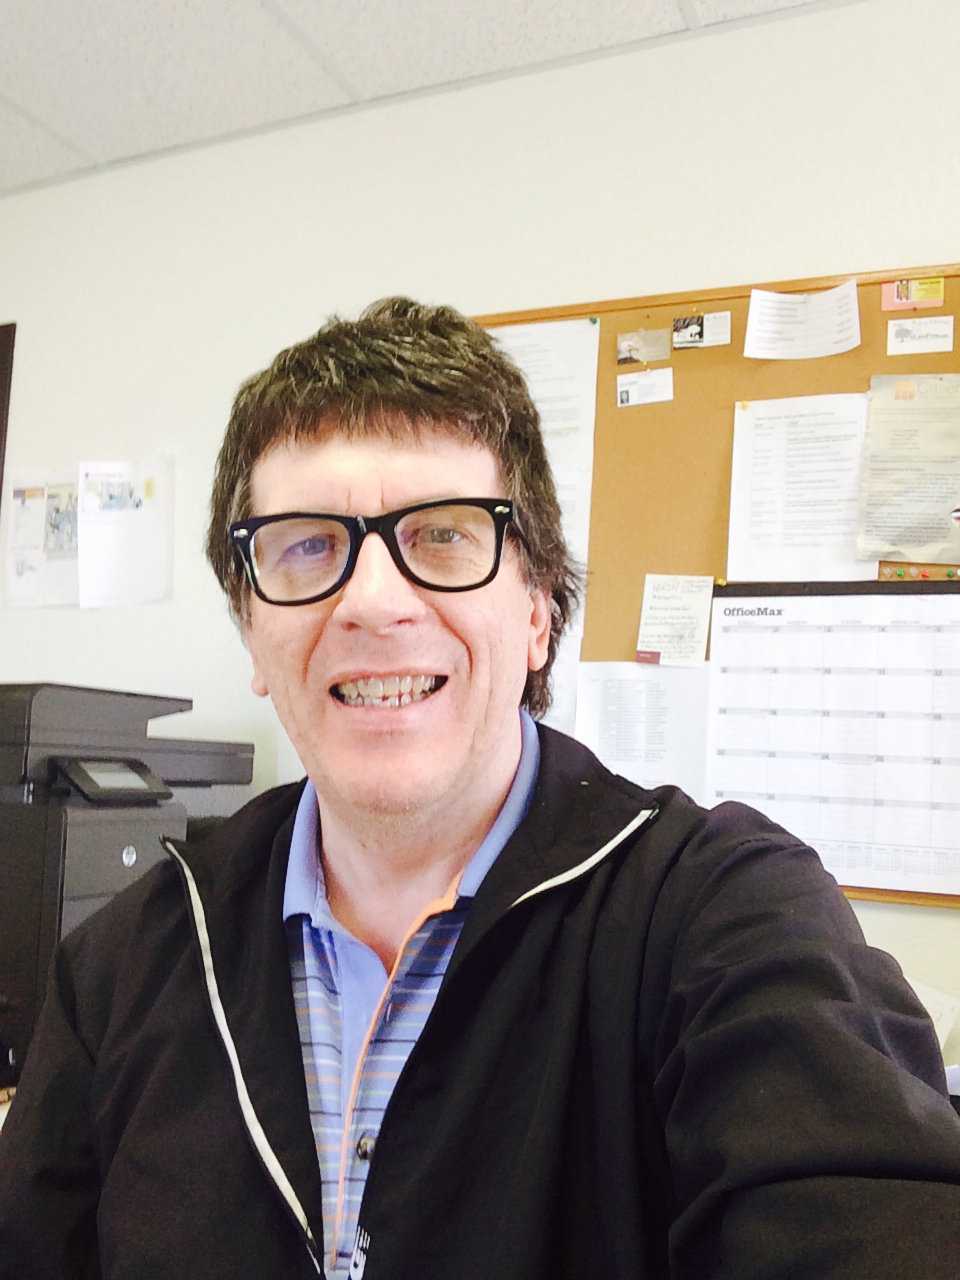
[332,530,425,630]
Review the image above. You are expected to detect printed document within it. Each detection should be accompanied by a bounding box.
[744,278,860,360]
[4,470,79,607]
[576,662,709,803]
[856,374,960,563]
[727,394,877,581]
[491,318,600,732]
[78,456,173,607]
[708,590,960,896]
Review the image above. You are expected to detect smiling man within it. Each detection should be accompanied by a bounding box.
[2,299,960,1280]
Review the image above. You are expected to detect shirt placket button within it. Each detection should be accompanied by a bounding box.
[356,1133,376,1161]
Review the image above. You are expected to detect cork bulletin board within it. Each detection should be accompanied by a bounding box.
[478,264,960,907]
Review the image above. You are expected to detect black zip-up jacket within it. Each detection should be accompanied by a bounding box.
[2,726,960,1278]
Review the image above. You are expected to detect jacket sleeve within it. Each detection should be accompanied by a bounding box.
[643,801,960,1280]
[0,944,101,1280]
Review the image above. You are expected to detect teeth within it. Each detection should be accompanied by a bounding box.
[335,674,439,707]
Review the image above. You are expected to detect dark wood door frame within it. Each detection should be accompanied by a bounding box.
[0,323,16,518]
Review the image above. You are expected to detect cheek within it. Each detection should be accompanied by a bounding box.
[245,612,318,698]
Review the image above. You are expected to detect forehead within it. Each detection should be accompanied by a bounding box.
[249,426,504,516]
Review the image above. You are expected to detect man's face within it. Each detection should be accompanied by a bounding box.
[243,428,551,825]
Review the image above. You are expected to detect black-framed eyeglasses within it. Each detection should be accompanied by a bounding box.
[230,497,524,606]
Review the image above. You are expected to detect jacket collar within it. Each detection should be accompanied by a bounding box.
[450,724,658,967]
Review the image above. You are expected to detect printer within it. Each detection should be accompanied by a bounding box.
[0,683,254,1087]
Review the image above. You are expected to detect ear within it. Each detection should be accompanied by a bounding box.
[527,589,552,673]
[240,619,271,698]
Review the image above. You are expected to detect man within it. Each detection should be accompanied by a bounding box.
[1,298,959,1278]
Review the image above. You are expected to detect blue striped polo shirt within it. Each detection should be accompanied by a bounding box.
[283,710,540,1277]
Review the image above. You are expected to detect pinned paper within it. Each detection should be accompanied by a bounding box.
[672,316,704,348]
[616,328,671,364]
[673,311,731,349]
[636,574,713,665]
[744,278,860,360]
[881,277,945,311]
[856,374,960,563]
[616,367,674,407]
[887,315,954,355]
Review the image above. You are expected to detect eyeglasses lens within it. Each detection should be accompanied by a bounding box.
[250,504,499,602]
[252,517,351,602]
[395,504,497,588]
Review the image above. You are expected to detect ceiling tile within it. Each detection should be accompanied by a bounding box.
[271,0,688,99]
[0,0,352,163]
[688,0,819,22]
[0,99,91,195]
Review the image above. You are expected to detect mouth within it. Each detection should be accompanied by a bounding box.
[331,674,447,708]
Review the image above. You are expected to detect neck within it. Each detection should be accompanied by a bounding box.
[315,780,513,971]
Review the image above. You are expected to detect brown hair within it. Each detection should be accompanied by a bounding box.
[206,297,582,716]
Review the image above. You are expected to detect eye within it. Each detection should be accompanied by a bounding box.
[254,519,349,578]
[282,534,335,561]
[424,524,463,545]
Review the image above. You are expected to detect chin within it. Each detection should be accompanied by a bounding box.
[327,765,452,819]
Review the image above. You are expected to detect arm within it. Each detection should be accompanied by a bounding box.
[645,803,960,1279]
[0,945,101,1280]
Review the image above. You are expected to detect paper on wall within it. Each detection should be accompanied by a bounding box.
[636,574,713,665]
[616,367,673,407]
[744,278,860,360]
[575,661,709,803]
[490,318,600,728]
[78,455,173,607]
[727,394,877,581]
[880,278,945,311]
[3,469,79,607]
[905,976,960,1052]
[856,374,960,563]
[887,315,954,356]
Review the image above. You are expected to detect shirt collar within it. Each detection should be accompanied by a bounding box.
[282,708,541,926]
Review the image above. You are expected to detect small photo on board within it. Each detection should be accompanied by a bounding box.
[673,315,704,348]
[617,328,671,364]
[617,332,644,363]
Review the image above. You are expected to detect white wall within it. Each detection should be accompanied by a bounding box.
[1,0,959,1062]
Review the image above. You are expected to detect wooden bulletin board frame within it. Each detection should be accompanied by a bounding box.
[478,263,960,908]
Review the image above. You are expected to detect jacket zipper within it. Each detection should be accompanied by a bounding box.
[161,800,658,1275]
[162,838,324,1276]
[508,804,658,908]
[348,802,661,1261]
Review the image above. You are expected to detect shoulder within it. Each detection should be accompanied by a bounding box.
[535,720,809,882]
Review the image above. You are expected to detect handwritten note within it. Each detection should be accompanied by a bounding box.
[636,574,713,665]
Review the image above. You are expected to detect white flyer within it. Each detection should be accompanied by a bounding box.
[576,661,709,803]
[744,278,861,360]
[3,469,80,607]
[77,455,174,607]
[856,374,960,563]
[490,318,600,729]
[727,394,876,582]
[887,316,954,356]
